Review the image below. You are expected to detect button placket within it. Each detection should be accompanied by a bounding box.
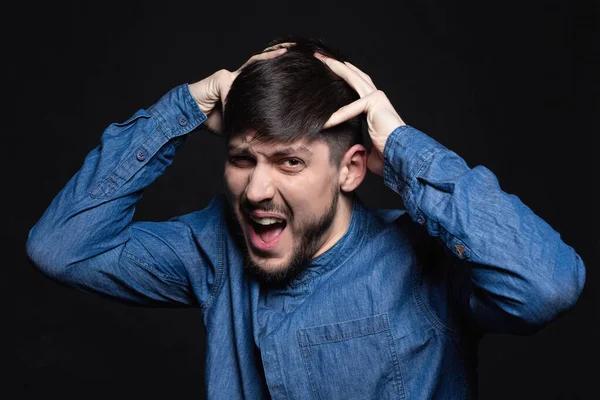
[260,335,288,400]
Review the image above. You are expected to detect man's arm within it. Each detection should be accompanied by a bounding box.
[26,84,210,306]
[383,125,585,333]
[26,47,291,307]
[315,52,585,334]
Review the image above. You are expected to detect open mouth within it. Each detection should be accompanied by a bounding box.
[245,213,288,251]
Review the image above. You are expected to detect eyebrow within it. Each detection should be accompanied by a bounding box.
[228,144,313,158]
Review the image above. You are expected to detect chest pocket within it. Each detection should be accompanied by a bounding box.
[297,313,405,400]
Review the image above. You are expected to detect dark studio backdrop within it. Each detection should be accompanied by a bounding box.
[12,0,598,398]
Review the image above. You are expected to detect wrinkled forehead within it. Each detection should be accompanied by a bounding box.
[227,130,323,154]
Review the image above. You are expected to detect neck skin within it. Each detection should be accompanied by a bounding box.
[312,193,354,259]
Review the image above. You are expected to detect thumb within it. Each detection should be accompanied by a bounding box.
[367,151,384,176]
[204,107,224,134]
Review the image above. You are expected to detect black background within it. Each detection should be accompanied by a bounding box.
[12,0,598,399]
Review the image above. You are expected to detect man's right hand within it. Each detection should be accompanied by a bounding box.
[188,44,291,133]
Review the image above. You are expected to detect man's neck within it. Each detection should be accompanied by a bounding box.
[312,194,354,259]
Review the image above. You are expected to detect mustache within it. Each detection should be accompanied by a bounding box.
[240,197,292,220]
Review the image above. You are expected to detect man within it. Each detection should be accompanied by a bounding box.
[26,37,585,399]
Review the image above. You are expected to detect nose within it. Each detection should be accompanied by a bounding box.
[245,164,276,205]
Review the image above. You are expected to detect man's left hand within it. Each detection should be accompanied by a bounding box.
[314,52,405,176]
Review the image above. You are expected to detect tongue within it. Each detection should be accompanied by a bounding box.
[256,223,285,243]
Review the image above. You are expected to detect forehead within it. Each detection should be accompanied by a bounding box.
[228,132,326,156]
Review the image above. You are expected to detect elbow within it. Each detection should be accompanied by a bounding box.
[518,248,586,330]
[534,276,584,327]
[545,242,586,317]
[26,225,69,280]
[557,251,585,307]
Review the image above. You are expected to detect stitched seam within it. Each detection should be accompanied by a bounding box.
[89,174,120,199]
[409,146,442,214]
[272,340,291,399]
[298,315,405,399]
[299,314,391,347]
[439,226,482,263]
[200,219,225,312]
[398,151,434,223]
[183,85,208,128]
[129,225,191,274]
[148,103,171,139]
[384,315,407,399]
[122,249,187,285]
[89,124,160,199]
[298,331,321,400]
[301,328,388,347]
[113,112,150,127]
[404,144,440,191]
[412,266,461,338]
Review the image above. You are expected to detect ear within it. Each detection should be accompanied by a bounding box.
[338,144,368,192]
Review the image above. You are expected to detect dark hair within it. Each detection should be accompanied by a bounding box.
[223,36,363,165]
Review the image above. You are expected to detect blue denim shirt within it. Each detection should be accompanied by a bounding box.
[26,84,585,399]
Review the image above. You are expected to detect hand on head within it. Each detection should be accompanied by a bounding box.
[313,52,405,176]
[188,43,294,133]
[189,40,405,176]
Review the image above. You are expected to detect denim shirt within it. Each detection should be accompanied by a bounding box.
[26,84,585,399]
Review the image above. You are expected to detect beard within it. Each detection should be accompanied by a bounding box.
[227,185,339,287]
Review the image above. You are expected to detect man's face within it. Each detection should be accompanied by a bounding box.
[224,132,342,284]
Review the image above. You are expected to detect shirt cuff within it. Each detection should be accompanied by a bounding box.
[383,125,446,196]
[148,83,207,139]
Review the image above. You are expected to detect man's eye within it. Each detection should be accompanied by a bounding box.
[229,156,255,168]
[280,158,305,171]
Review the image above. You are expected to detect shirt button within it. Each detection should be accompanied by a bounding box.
[416,214,425,224]
[178,115,188,126]
[136,149,146,161]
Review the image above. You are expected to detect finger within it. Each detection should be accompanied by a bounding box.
[220,80,230,107]
[240,47,288,70]
[262,42,295,52]
[367,151,384,176]
[323,96,370,129]
[314,52,375,98]
[343,61,376,88]
[205,107,224,135]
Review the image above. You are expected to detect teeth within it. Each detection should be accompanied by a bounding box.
[250,215,284,225]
